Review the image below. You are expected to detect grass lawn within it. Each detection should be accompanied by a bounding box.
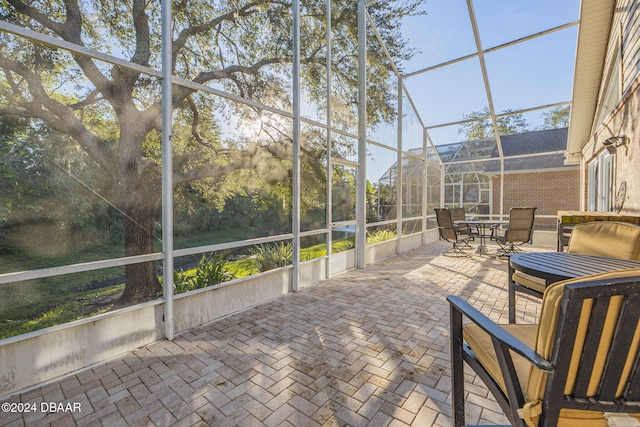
[0,231,366,339]
[0,227,372,339]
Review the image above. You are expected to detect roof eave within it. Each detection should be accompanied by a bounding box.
[566,0,616,165]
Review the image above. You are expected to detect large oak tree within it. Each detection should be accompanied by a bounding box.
[0,0,424,303]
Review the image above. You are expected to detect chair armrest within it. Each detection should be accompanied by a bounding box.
[447,295,553,371]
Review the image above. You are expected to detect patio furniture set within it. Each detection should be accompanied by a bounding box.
[447,219,640,426]
[435,207,536,256]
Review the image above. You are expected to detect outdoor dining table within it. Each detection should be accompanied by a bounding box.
[508,251,640,321]
[455,219,508,254]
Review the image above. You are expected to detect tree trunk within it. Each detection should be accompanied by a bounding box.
[117,203,162,304]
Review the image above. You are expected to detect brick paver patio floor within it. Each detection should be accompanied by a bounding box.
[1,242,546,426]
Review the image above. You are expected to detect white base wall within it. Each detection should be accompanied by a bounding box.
[365,239,397,265]
[300,257,327,289]
[0,302,163,397]
[532,230,557,249]
[173,268,293,333]
[400,233,424,252]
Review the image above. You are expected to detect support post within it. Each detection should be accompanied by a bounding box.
[161,0,174,340]
[356,0,367,269]
[422,129,428,244]
[397,76,403,252]
[292,0,301,291]
[325,0,333,279]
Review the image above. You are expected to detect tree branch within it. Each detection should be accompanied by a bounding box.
[185,96,216,149]
[173,157,252,186]
[69,89,103,110]
[0,58,115,172]
[172,2,261,73]
[4,0,67,37]
[131,0,151,66]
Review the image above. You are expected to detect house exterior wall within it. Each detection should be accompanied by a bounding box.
[491,170,581,226]
[583,76,640,214]
[582,0,640,214]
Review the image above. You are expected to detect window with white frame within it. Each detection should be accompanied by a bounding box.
[587,151,614,212]
[587,161,597,211]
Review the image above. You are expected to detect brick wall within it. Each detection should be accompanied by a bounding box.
[491,170,580,227]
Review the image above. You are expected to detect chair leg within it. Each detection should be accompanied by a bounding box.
[450,306,466,427]
[496,242,523,257]
[508,264,516,323]
[442,240,470,256]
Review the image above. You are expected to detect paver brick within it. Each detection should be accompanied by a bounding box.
[0,242,536,426]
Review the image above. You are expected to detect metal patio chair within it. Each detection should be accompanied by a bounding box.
[449,268,640,427]
[450,207,477,240]
[494,207,536,256]
[435,208,472,255]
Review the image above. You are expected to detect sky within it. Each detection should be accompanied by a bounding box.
[396,0,580,144]
[364,0,581,182]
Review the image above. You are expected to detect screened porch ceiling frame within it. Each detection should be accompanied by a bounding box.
[361,0,614,214]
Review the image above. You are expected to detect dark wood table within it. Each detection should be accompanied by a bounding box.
[508,252,640,322]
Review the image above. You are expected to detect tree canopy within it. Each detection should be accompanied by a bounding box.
[457,106,530,141]
[539,105,570,130]
[457,105,571,142]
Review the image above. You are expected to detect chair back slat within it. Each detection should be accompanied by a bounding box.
[624,345,640,400]
[572,296,612,398]
[599,294,640,401]
[449,208,466,223]
[547,280,640,413]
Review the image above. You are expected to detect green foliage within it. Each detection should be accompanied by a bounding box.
[458,106,530,140]
[539,105,570,130]
[366,229,397,245]
[174,186,291,238]
[332,238,355,253]
[174,253,236,293]
[332,166,357,222]
[252,242,293,272]
[300,242,326,261]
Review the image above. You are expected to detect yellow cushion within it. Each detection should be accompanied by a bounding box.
[512,272,546,293]
[463,324,536,393]
[567,222,640,261]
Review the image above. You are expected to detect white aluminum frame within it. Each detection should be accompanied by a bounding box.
[0,0,579,342]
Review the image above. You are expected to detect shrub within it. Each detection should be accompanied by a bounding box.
[252,241,292,272]
[366,229,397,245]
[174,252,236,293]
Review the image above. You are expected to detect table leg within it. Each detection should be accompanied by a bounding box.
[475,224,491,254]
[475,224,484,254]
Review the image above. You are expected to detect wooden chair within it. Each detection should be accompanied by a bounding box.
[449,268,640,427]
[509,221,640,323]
[435,208,472,255]
[494,207,536,256]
